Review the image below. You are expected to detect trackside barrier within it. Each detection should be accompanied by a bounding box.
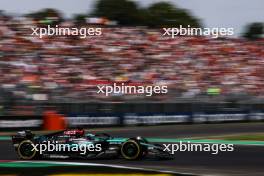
[66,115,121,128]
[66,112,264,127]
[1,112,264,131]
[0,115,42,131]
[124,114,190,125]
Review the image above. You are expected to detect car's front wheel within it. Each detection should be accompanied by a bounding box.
[121,139,143,160]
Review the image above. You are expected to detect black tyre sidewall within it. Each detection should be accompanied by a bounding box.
[17,140,37,160]
[121,140,143,160]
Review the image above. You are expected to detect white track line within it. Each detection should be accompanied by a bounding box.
[16,160,201,176]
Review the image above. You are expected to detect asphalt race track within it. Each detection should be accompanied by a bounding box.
[1,122,264,176]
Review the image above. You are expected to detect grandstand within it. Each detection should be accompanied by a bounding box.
[0,13,263,115]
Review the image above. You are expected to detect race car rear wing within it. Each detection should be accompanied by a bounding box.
[12,130,35,144]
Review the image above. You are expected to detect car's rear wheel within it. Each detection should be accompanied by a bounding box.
[121,139,143,160]
[17,140,37,160]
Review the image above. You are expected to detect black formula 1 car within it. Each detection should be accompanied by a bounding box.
[12,129,172,160]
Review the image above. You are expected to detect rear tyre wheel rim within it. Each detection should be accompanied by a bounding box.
[18,140,36,160]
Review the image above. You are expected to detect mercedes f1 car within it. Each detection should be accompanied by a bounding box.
[12,129,172,160]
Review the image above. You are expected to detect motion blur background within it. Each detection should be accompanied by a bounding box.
[0,0,263,122]
[1,2,264,176]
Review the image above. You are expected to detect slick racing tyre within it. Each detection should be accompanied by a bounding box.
[121,139,143,160]
[17,140,37,160]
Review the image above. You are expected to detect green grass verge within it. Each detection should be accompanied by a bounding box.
[210,133,264,141]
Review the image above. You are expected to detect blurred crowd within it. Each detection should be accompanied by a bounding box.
[0,14,264,103]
